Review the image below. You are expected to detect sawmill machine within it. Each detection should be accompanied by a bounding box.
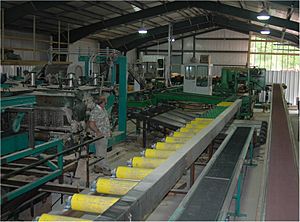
[1,49,128,149]
[213,67,267,119]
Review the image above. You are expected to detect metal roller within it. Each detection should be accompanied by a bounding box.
[130,157,165,169]
[193,117,214,122]
[189,120,211,125]
[65,194,119,214]
[114,166,152,180]
[36,214,92,222]
[172,131,193,138]
[217,101,233,107]
[91,178,138,195]
[143,149,174,159]
[185,123,207,129]
[179,127,201,133]
[165,136,189,143]
[189,122,211,127]
[154,142,182,150]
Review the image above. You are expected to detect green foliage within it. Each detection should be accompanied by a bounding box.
[250,35,299,70]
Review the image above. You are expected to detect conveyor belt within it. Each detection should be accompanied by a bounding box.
[172,127,252,221]
[166,110,195,121]
[265,84,299,220]
[170,109,197,119]
[152,115,185,128]
[158,113,188,124]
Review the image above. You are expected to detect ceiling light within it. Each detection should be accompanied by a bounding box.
[260,25,270,35]
[257,9,270,20]
[138,27,147,34]
[138,22,147,34]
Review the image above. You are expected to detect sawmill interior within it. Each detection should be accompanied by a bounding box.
[0,0,299,221]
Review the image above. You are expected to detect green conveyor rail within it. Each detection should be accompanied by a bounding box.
[199,106,228,119]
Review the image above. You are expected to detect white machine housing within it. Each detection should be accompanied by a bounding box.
[183,63,212,95]
[141,55,165,78]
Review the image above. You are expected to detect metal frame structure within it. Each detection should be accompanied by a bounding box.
[0,139,63,204]
[2,1,299,51]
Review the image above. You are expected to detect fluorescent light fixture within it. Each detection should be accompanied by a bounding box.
[257,9,270,20]
[260,25,270,35]
[138,27,147,34]
[138,22,147,34]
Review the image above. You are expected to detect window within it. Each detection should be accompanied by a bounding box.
[249,34,300,70]
[185,65,196,80]
[196,65,208,87]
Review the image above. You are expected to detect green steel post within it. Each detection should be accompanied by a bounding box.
[228,173,247,218]
[235,173,243,216]
[78,56,89,76]
[117,56,127,133]
[57,141,64,170]
[245,142,257,167]
[38,155,58,171]
[111,63,116,85]
[12,112,25,133]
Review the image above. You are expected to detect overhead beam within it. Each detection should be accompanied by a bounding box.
[4,1,63,24]
[138,27,221,49]
[189,1,299,32]
[101,15,210,49]
[66,1,190,43]
[269,1,299,8]
[214,15,299,46]
[60,1,297,43]
[118,22,214,52]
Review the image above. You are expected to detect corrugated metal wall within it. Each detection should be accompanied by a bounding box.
[266,70,300,105]
[1,30,99,76]
[142,29,249,76]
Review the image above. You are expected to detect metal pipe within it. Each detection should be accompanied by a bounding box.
[30,72,36,87]
[93,72,98,86]
[68,73,75,88]
[33,15,36,60]
[1,8,4,60]
[193,35,196,57]
[86,153,89,188]
[67,23,70,62]
[58,20,61,62]
[28,108,35,148]
[246,32,251,67]
[166,23,172,87]
[1,136,104,180]
[49,35,53,63]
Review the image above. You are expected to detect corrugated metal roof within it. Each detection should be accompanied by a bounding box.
[1,0,299,46]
